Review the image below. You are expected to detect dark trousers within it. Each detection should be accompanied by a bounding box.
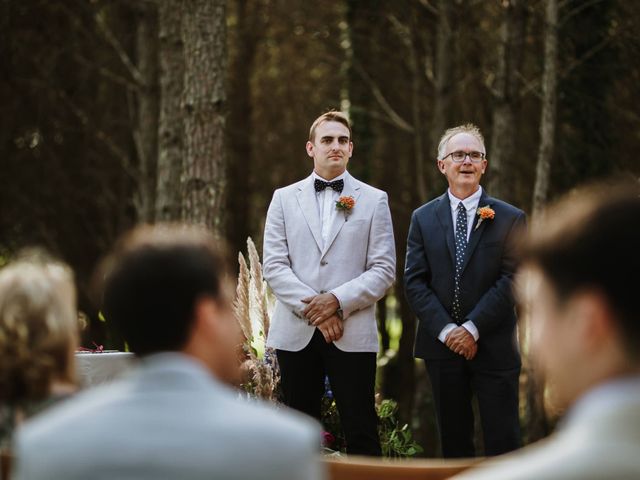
[425,358,521,458]
[276,329,381,456]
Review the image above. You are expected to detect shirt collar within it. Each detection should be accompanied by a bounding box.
[448,186,483,212]
[312,170,348,183]
[563,374,640,428]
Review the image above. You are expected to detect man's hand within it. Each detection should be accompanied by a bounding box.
[445,327,478,360]
[317,315,344,343]
[302,293,339,326]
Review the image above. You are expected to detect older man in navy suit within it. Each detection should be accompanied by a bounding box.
[405,124,526,458]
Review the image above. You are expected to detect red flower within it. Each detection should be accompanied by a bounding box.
[335,196,355,212]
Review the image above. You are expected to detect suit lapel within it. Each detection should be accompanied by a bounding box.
[460,191,491,274]
[435,193,456,266]
[321,173,361,258]
[296,176,323,253]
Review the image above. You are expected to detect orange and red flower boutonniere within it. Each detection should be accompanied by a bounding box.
[475,205,495,230]
[336,196,355,214]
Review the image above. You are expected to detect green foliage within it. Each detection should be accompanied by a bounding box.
[321,389,423,458]
[377,399,423,458]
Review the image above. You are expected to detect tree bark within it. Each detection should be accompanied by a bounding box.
[430,0,454,164]
[487,0,527,200]
[133,4,159,223]
[226,0,262,254]
[156,0,184,222]
[524,0,558,445]
[532,0,558,215]
[180,0,227,231]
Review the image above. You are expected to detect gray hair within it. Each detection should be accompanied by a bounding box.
[437,123,486,160]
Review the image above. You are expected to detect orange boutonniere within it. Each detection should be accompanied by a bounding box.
[475,205,495,230]
[336,195,355,213]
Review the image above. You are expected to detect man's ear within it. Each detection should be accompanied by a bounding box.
[569,290,616,352]
[192,296,220,340]
[437,160,446,174]
[305,141,314,158]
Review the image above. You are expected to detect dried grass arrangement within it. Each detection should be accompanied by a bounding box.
[234,237,280,402]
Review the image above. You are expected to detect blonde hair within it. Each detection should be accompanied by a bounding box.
[437,123,486,160]
[0,255,77,405]
[308,110,352,142]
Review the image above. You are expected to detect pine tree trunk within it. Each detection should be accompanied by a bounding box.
[226,0,261,254]
[156,0,184,222]
[430,0,454,162]
[532,0,558,215]
[487,0,526,200]
[133,5,159,223]
[180,0,227,231]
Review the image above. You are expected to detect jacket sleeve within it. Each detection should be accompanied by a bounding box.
[465,211,527,335]
[262,189,318,318]
[403,209,454,339]
[330,192,396,318]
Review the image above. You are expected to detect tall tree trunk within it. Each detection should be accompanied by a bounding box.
[523,0,558,446]
[430,0,454,164]
[346,0,377,183]
[133,4,159,223]
[226,0,261,254]
[180,0,227,231]
[532,0,558,215]
[487,0,526,200]
[156,0,184,222]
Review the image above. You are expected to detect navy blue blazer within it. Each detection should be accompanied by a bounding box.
[404,190,526,369]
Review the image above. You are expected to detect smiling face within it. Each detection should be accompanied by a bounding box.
[306,120,353,180]
[438,132,487,198]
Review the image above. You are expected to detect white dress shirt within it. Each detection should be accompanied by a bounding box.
[437,187,483,344]
[313,170,347,248]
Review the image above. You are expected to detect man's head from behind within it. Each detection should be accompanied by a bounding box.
[520,183,640,409]
[101,224,240,383]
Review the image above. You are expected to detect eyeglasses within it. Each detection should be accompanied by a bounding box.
[442,151,486,163]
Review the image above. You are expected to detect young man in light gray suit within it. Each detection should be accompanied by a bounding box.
[14,225,324,480]
[456,184,640,480]
[263,111,396,456]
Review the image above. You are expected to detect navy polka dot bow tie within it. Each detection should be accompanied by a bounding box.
[314,178,344,193]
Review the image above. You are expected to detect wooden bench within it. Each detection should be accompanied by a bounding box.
[0,450,12,480]
[325,455,482,480]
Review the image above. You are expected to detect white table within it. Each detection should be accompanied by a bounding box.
[75,351,136,387]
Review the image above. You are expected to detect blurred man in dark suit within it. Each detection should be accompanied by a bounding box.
[405,124,525,457]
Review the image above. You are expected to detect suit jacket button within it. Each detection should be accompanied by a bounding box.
[320,290,326,294]
[321,261,328,266]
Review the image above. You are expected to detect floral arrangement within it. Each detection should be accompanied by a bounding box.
[335,196,355,212]
[234,237,280,402]
[475,205,495,230]
[320,377,422,458]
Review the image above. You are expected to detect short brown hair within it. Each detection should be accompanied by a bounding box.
[522,182,640,358]
[101,224,231,356]
[308,110,352,142]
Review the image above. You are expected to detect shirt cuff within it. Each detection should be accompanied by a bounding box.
[329,291,344,315]
[438,323,458,344]
[462,321,479,341]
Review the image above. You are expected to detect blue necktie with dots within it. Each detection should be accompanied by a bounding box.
[452,203,468,323]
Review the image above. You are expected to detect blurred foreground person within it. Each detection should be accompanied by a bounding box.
[456,183,640,480]
[0,254,77,449]
[15,225,324,480]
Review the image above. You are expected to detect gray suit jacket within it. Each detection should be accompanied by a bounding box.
[455,377,640,480]
[263,172,396,352]
[14,354,325,480]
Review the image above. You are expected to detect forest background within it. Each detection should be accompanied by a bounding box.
[1,0,639,456]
